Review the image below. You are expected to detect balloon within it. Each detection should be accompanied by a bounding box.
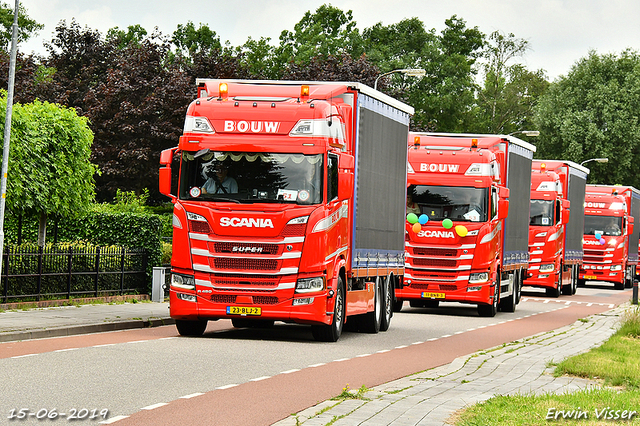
[443,219,453,229]
[595,232,602,239]
[455,225,468,237]
[599,238,606,245]
[412,223,422,233]
[407,213,418,224]
[419,214,429,225]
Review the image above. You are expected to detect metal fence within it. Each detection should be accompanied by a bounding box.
[1,245,148,303]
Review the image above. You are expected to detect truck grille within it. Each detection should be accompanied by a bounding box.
[212,274,279,287]
[211,295,237,304]
[413,248,458,257]
[253,296,279,305]
[583,248,606,263]
[212,242,279,255]
[413,271,458,279]
[413,258,457,268]
[211,258,278,271]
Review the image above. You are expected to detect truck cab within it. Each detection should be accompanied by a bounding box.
[524,163,571,296]
[400,133,534,317]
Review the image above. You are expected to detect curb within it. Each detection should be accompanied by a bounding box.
[0,317,175,343]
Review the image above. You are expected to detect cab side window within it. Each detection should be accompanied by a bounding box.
[491,188,498,219]
[327,153,338,201]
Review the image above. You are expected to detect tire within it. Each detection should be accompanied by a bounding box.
[516,269,523,304]
[393,299,404,312]
[360,277,383,333]
[175,319,208,336]
[546,270,561,297]
[561,263,573,295]
[577,278,586,287]
[478,281,499,317]
[311,277,344,342]
[571,266,578,295]
[499,271,517,313]
[380,275,393,332]
[614,281,625,290]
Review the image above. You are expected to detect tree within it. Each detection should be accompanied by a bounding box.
[274,4,363,74]
[0,93,96,246]
[473,31,549,134]
[84,34,192,202]
[282,52,379,84]
[363,16,484,132]
[534,49,640,186]
[0,1,43,50]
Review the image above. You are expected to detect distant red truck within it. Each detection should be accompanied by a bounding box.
[580,185,640,290]
[524,160,588,296]
[399,133,535,317]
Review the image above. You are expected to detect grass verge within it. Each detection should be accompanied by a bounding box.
[455,307,640,425]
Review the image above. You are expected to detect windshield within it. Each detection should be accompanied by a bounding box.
[530,200,554,226]
[179,150,323,204]
[584,215,622,236]
[410,185,489,222]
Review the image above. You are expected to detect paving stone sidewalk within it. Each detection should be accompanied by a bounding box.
[274,304,632,426]
[0,301,172,342]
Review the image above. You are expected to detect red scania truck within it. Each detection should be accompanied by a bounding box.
[524,160,588,297]
[580,185,640,290]
[159,79,413,341]
[399,133,535,317]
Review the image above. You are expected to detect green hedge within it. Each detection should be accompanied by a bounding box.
[4,210,164,292]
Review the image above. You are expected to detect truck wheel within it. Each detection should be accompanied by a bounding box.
[546,272,561,297]
[499,272,517,313]
[360,277,382,333]
[577,278,586,287]
[380,275,393,332]
[571,266,578,295]
[393,299,404,312]
[614,281,625,290]
[478,283,498,317]
[176,319,208,337]
[311,278,344,342]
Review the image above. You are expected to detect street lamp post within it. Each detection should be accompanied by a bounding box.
[374,68,426,91]
[580,158,609,166]
[508,130,540,137]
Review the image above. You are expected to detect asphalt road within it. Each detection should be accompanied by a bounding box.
[0,283,631,426]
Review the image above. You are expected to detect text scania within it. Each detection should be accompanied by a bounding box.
[420,163,460,173]
[219,217,275,228]
[224,120,280,133]
[418,230,455,238]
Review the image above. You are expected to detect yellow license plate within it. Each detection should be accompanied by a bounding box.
[226,306,261,316]
[583,275,597,280]
[421,292,445,299]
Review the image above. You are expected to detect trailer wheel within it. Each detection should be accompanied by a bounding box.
[478,282,499,317]
[175,319,208,337]
[380,275,393,332]
[571,266,578,295]
[311,277,344,342]
[360,277,382,333]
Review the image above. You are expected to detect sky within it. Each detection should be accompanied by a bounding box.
[13,0,640,82]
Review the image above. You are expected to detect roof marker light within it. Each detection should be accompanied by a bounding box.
[414,136,421,149]
[471,138,478,150]
[301,85,310,99]
[219,82,228,100]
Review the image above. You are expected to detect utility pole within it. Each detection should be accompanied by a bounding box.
[0,0,20,278]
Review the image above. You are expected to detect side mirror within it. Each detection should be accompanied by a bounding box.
[338,172,354,200]
[337,153,355,200]
[562,199,571,225]
[159,148,177,198]
[498,199,509,220]
[629,216,635,234]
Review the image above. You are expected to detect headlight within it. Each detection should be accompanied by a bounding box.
[295,277,325,293]
[539,264,555,273]
[610,265,622,271]
[535,232,547,238]
[171,273,196,290]
[469,272,489,283]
